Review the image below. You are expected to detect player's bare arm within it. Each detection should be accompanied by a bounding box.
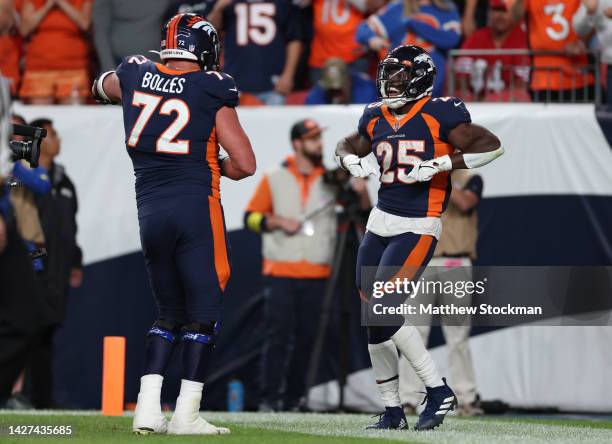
[216,107,256,180]
[510,0,524,22]
[407,122,503,182]
[447,122,502,169]
[19,0,54,37]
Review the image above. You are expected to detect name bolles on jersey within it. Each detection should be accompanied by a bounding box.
[115,55,238,209]
[358,97,470,218]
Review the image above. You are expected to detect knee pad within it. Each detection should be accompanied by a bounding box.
[147,319,182,343]
[181,321,220,345]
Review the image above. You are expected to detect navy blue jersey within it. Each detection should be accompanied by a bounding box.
[358,96,471,218]
[116,55,239,210]
[222,0,302,93]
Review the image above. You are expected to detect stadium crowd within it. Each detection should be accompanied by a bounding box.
[0,0,607,105]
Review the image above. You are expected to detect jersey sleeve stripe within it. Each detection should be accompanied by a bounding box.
[366,117,379,140]
[422,112,453,217]
[205,127,221,199]
[208,196,231,292]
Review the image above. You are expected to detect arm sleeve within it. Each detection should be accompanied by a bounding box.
[403,14,461,50]
[355,20,376,45]
[208,73,240,108]
[357,105,377,141]
[244,175,273,233]
[12,162,51,195]
[284,3,303,42]
[356,1,402,44]
[435,98,471,142]
[92,0,115,72]
[114,55,144,95]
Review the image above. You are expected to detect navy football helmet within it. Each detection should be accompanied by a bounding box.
[377,45,436,109]
[161,13,221,71]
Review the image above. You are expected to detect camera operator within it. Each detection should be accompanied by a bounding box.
[0,110,53,407]
[244,119,370,411]
[20,118,82,409]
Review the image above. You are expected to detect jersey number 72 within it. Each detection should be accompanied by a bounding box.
[128,91,191,154]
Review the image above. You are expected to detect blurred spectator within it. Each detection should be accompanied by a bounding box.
[164,0,216,20]
[210,0,303,105]
[3,114,49,409]
[0,113,52,409]
[307,0,382,84]
[0,0,22,95]
[511,0,595,102]
[18,0,92,104]
[245,119,334,411]
[356,0,461,96]
[573,0,612,107]
[93,0,170,73]
[305,57,377,104]
[22,118,82,408]
[454,0,529,100]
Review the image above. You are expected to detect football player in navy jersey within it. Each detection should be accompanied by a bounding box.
[208,0,302,105]
[335,45,503,431]
[91,14,256,435]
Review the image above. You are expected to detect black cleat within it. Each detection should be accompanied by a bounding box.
[414,377,457,431]
[366,406,408,430]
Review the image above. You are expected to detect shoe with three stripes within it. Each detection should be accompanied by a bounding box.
[414,377,457,431]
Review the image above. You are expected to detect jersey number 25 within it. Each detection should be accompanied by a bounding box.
[128,91,190,154]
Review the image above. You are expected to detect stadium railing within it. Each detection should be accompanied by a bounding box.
[446,49,602,104]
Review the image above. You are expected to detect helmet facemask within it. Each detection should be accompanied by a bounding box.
[377,61,412,109]
[377,54,435,109]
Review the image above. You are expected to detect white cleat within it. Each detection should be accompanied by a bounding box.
[167,415,230,435]
[132,411,168,435]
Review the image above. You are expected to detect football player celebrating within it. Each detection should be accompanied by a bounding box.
[91,14,256,435]
[335,45,502,431]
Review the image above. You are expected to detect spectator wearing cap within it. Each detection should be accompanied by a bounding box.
[454,0,529,100]
[244,119,369,411]
[17,0,92,104]
[305,57,378,105]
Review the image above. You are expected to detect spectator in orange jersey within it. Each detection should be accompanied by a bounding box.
[18,0,92,104]
[0,0,22,95]
[511,0,595,102]
[307,0,385,83]
[454,0,529,100]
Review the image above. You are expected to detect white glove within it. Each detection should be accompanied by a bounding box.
[336,154,378,178]
[407,155,452,182]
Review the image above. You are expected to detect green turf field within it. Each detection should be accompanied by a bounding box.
[1,411,611,444]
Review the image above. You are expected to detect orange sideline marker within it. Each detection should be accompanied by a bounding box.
[101,336,125,416]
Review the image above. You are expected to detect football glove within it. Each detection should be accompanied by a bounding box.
[407,155,452,182]
[336,154,378,178]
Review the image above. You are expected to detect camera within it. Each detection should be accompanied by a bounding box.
[9,124,46,168]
